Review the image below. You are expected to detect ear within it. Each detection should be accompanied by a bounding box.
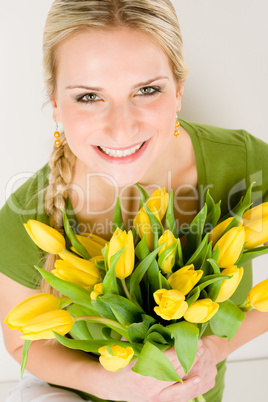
[175,83,184,113]
[50,95,61,122]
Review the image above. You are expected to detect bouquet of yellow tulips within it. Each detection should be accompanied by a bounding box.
[5,183,268,402]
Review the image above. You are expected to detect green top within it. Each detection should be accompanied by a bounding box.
[0,120,267,401]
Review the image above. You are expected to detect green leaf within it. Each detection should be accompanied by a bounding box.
[183,205,208,261]
[207,258,220,274]
[135,235,150,261]
[198,274,230,290]
[99,294,143,327]
[220,182,255,222]
[166,190,178,237]
[101,243,109,272]
[67,303,99,317]
[94,259,106,271]
[127,314,156,343]
[210,299,246,340]
[21,340,31,379]
[146,324,173,343]
[92,297,117,321]
[205,201,221,233]
[147,259,161,293]
[132,341,182,382]
[186,287,201,306]
[168,322,199,375]
[145,332,170,345]
[205,189,215,212]
[222,202,252,236]
[59,296,72,309]
[112,197,126,232]
[61,209,90,260]
[69,320,93,340]
[236,246,268,266]
[54,333,142,355]
[34,266,92,307]
[160,272,172,290]
[135,184,150,209]
[67,304,96,340]
[130,244,163,296]
[103,247,126,295]
[186,234,210,267]
[175,238,184,268]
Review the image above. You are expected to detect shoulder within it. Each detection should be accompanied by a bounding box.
[180,119,268,208]
[180,119,267,150]
[9,163,51,215]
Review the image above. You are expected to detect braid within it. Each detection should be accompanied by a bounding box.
[41,132,76,294]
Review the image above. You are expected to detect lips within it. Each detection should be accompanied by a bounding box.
[92,138,150,164]
[98,141,145,158]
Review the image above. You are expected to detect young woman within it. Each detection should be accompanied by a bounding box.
[0,1,267,401]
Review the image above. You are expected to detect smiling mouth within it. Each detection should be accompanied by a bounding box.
[97,141,146,158]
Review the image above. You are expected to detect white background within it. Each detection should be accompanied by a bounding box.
[0,0,267,384]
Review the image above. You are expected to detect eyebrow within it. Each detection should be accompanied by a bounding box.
[65,76,169,91]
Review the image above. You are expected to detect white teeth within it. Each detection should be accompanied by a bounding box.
[99,142,144,157]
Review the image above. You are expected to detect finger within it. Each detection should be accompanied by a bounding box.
[159,376,201,401]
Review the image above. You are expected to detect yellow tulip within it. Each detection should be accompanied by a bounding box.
[184,298,219,323]
[153,289,188,320]
[19,310,74,340]
[214,225,245,268]
[242,203,268,249]
[24,220,65,254]
[208,217,234,246]
[134,188,169,251]
[146,188,169,221]
[246,279,268,312]
[5,293,60,330]
[133,204,160,251]
[215,265,244,302]
[5,293,74,340]
[168,265,203,295]
[158,230,178,274]
[56,251,101,288]
[90,283,103,301]
[98,345,134,372]
[107,228,135,279]
[72,233,107,257]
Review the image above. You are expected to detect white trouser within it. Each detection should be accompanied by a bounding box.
[6,370,93,402]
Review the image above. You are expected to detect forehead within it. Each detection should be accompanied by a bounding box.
[55,28,174,85]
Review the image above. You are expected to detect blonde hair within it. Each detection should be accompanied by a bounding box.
[42,0,188,292]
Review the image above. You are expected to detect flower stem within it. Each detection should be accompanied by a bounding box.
[121,278,133,302]
[74,316,126,331]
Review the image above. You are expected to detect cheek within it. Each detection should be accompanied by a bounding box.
[60,102,93,141]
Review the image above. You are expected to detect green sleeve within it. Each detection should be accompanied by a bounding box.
[0,165,51,289]
[244,130,268,204]
[0,194,44,288]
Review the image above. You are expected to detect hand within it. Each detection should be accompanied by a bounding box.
[98,342,207,402]
[157,339,217,402]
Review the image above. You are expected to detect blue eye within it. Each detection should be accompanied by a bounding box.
[138,86,161,96]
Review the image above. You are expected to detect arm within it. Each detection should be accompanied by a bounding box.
[202,309,268,364]
[1,273,211,402]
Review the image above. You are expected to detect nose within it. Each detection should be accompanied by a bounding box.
[107,103,138,145]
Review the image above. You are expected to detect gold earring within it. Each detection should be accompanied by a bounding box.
[54,122,61,147]
[174,120,180,137]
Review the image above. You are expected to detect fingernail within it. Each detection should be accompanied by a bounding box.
[193,377,201,385]
[197,347,204,356]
